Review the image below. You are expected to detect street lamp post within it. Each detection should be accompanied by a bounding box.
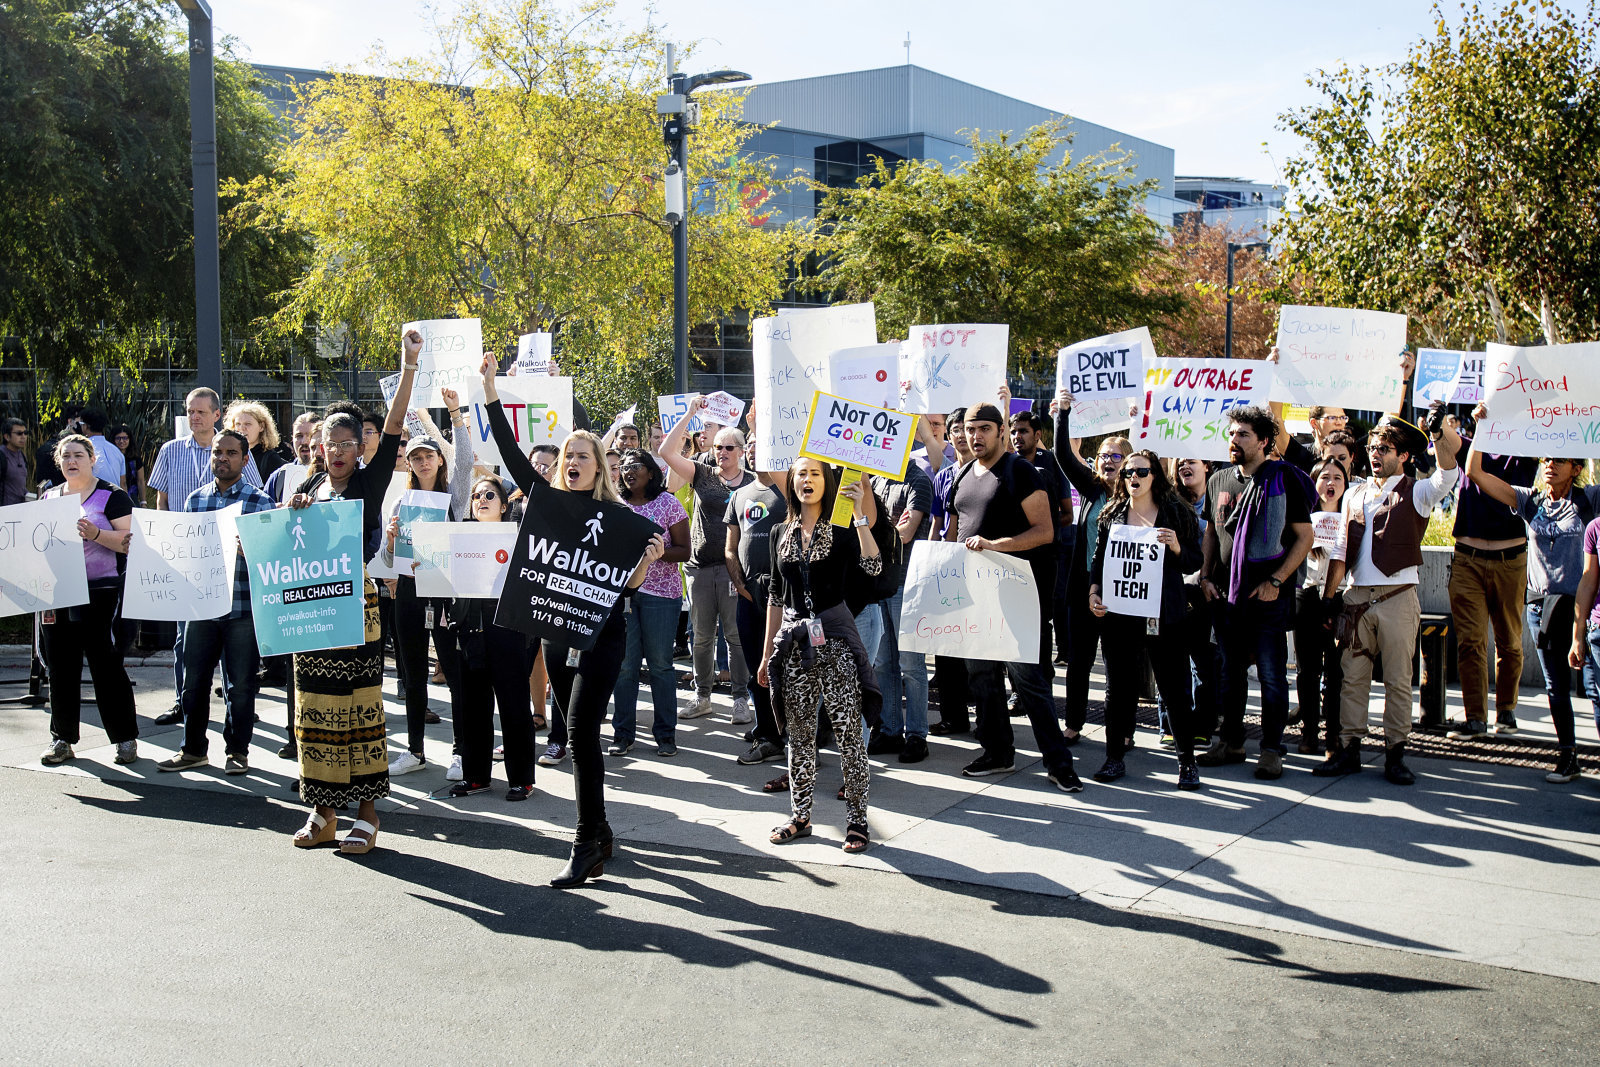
[176,0,221,394]
[1224,239,1270,359]
[659,51,750,393]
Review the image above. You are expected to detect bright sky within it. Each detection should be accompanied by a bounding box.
[214,0,1570,184]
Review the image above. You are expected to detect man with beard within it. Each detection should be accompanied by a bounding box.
[1197,406,1315,780]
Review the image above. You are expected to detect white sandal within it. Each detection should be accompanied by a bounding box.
[293,810,336,849]
[339,819,380,855]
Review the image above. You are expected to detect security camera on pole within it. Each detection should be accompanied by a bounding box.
[657,47,751,393]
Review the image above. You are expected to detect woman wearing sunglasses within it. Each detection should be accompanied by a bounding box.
[1087,450,1205,789]
[1053,389,1133,743]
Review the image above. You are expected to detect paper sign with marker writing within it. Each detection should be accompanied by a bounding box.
[800,391,919,480]
[515,332,552,374]
[896,541,1039,662]
[467,376,573,469]
[1134,357,1274,462]
[0,496,90,618]
[753,303,877,471]
[827,343,900,409]
[1068,396,1135,437]
[378,373,428,440]
[658,393,704,436]
[1271,305,1408,410]
[702,391,745,427]
[1476,341,1600,458]
[901,324,1008,415]
[1058,334,1145,406]
[1414,349,1467,408]
[122,506,240,621]
[402,318,483,408]
[1101,524,1165,618]
[1311,511,1341,551]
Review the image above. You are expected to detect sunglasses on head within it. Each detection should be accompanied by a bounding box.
[1120,466,1153,479]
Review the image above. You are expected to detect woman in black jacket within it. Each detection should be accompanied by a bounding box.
[1088,449,1204,790]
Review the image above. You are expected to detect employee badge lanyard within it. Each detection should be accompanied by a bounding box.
[795,528,824,647]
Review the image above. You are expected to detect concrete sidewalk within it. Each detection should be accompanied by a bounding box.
[3,661,1597,987]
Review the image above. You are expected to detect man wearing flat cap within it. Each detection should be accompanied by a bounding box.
[1315,407,1461,784]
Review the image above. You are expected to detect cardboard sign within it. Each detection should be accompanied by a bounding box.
[1476,341,1600,458]
[1311,511,1341,551]
[1134,357,1275,462]
[236,500,367,656]
[467,376,573,468]
[1101,524,1165,618]
[658,393,705,436]
[827,343,900,409]
[1271,305,1408,410]
[702,391,745,427]
[402,318,483,408]
[1058,335,1145,405]
[493,484,661,649]
[1414,348,1468,408]
[896,540,1039,662]
[754,303,877,471]
[378,373,428,440]
[122,505,242,622]
[515,332,552,374]
[901,324,1009,415]
[395,489,450,560]
[799,391,919,480]
[0,497,91,618]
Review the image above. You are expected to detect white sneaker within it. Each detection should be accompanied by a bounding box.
[389,750,425,776]
[446,754,464,781]
[730,698,753,726]
[681,698,715,720]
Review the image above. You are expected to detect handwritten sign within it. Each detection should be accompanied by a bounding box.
[1271,305,1407,410]
[1414,348,1468,407]
[1134,357,1274,462]
[122,506,242,621]
[800,391,919,480]
[827,343,900,409]
[235,500,366,656]
[1311,511,1341,551]
[515,332,552,375]
[378,373,428,440]
[753,303,877,472]
[896,540,1039,662]
[1069,396,1135,437]
[1058,332,1145,406]
[702,391,745,427]
[1476,341,1600,458]
[0,497,90,618]
[402,318,483,408]
[901,324,1008,415]
[395,489,450,560]
[1101,524,1165,618]
[468,376,573,469]
[658,393,705,436]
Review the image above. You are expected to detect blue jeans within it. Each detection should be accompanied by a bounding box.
[1217,593,1292,752]
[612,592,682,746]
[180,614,260,757]
[1527,599,1575,747]
[876,584,929,739]
[855,602,884,670]
[1584,622,1600,737]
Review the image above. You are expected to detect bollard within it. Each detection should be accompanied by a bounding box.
[1417,614,1451,731]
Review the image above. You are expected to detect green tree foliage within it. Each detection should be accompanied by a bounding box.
[1274,0,1600,346]
[798,121,1184,379]
[0,0,303,387]
[242,0,788,416]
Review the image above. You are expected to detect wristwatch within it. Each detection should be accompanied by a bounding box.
[1268,576,1284,589]
[851,515,870,528]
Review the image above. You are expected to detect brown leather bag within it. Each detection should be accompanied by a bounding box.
[1334,586,1409,650]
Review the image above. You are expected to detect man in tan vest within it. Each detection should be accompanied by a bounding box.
[1315,411,1461,784]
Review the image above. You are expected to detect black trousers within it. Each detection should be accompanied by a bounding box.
[544,608,626,842]
[736,592,781,744]
[1063,577,1109,732]
[44,586,138,746]
[1102,613,1198,760]
[967,558,1072,775]
[457,624,538,786]
[933,655,971,730]
[1293,586,1344,750]
[393,576,460,755]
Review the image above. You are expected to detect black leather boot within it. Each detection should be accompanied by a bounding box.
[551,827,614,889]
[1384,742,1416,786]
[1311,738,1361,777]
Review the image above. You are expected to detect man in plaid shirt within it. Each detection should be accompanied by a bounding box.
[157,430,276,776]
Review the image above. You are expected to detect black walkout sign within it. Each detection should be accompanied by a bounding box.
[493,483,660,650]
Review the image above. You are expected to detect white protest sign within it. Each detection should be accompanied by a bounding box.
[827,343,900,409]
[896,541,1039,662]
[606,404,639,440]
[1101,524,1165,618]
[702,390,745,428]
[1271,305,1408,410]
[378,373,428,440]
[515,332,552,375]
[406,521,457,598]
[1134,357,1274,462]
[900,323,1009,415]
[424,523,517,598]
[754,302,877,471]
[1413,348,1467,407]
[396,489,450,560]
[1452,352,1486,404]
[658,393,704,436]
[273,463,308,505]
[0,497,90,617]
[799,391,919,479]
[1068,396,1135,437]
[123,507,234,621]
[1057,328,1148,406]
[466,376,574,468]
[402,317,484,408]
[1311,511,1341,551]
[1476,341,1600,458]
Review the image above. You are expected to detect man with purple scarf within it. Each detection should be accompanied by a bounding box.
[1198,406,1316,779]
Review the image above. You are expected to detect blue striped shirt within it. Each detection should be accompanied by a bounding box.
[150,435,261,508]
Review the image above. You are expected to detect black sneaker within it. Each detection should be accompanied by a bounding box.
[1494,716,1519,736]
[153,707,183,727]
[866,732,904,756]
[447,781,491,798]
[607,741,634,756]
[930,720,969,736]
[1091,758,1126,783]
[505,784,534,801]
[1447,719,1490,741]
[277,742,297,760]
[898,736,929,764]
[1546,750,1582,783]
[962,753,1015,777]
[1312,741,1362,777]
[1047,768,1084,793]
[1177,760,1201,791]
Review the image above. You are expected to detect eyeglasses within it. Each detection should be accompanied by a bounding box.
[1098,452,1124,463]
[362,427,379,437]
[1368,444,1395,455]
[1315,415,1349,425]
[715,444,742,452]
[326,440,361,454]
[1120,466,1153,479]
